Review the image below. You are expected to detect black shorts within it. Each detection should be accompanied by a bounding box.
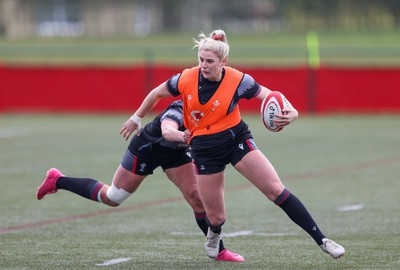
[190,120,258,175]
[121,136,192,176]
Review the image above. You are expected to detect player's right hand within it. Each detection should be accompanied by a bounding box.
[182,129,192,143]
[120,118,138,141]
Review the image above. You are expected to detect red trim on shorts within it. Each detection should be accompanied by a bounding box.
[132,156,138,173]
[246,139,255,150]
[193,161,199,175]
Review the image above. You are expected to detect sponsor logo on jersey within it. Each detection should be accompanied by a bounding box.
[211,100,220,112]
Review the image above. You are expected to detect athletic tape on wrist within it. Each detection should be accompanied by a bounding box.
[130,113,142,125]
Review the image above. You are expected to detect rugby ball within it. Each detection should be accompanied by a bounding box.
[261,91,289,132]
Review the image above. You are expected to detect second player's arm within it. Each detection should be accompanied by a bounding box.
[161,119,191,143]
[120,82,172,140]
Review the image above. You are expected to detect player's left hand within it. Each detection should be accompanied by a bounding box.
[273,107,299,128]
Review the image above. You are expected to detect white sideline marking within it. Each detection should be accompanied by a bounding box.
[0,128,30,139]
[224,231,297,237]
[171,232,203,236]
[96,258,132,266]
[171,231,297,237]
[251,232,298,237]
[223,230,254,237]
[337,204,364,212]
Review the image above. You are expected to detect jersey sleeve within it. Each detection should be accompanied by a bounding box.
[166,73,182,97]
[237,74,261,100]
[160,104,184,130]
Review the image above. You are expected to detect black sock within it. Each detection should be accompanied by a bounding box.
[275,188,325,245]
[56,176,104,202]
[194,212,208,235]
[195,212,225,252]
[206,218,225,234]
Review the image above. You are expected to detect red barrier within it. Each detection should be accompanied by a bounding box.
[316,67,400,113]
[1,65,399,113]
[240,67,309,113]
[0,66,146,112]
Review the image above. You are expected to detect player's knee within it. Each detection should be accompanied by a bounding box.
[207,214,226,227]
[106,183,132,205]
[185,189,204,209]
[98,186,119,207]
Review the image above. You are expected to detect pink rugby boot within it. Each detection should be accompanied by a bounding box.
[36,168,64,200]
[215,249,245,262]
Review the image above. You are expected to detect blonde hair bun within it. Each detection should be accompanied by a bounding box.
[210,30,227,43]
[193,29,229,60]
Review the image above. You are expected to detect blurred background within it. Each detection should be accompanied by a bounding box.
[1,0,399,38]
[0,0,399,113]
[2,3,400,270]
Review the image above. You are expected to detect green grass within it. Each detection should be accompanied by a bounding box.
[1,113,400,269]
[0,30,399,67]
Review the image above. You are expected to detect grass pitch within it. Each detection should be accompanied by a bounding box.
[1,30,399,67]
[0,113,399,269]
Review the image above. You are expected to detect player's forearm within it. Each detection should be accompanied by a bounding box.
[163,128,184,142]
[134,82,171,118]
[134,89,161,118]
[256,86,272,101]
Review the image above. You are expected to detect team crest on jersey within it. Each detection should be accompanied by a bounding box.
[191,110,205,123]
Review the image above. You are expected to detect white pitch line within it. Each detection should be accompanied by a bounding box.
[222,230,254,237]
[171,232,203,236]
[96,258,132,266]
[337,204,364,212]
[223,231,297,237]
[251,232,298,237]
[0,127,30,139]
[171,231,297,237]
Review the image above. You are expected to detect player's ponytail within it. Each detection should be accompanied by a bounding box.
[193,29,229,60]
[210,29,228,44]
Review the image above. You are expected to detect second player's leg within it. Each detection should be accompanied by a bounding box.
[99,165,146,206]
[165,163,204,213]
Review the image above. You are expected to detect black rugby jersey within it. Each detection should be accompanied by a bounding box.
[133,100,188,150]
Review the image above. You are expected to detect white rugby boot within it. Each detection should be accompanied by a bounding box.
[204,228,221,258]
[320,238,345,259]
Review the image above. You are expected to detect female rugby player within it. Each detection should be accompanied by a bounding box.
[119,30,345,261]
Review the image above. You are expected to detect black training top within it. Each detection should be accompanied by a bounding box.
[128,100,188,153]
